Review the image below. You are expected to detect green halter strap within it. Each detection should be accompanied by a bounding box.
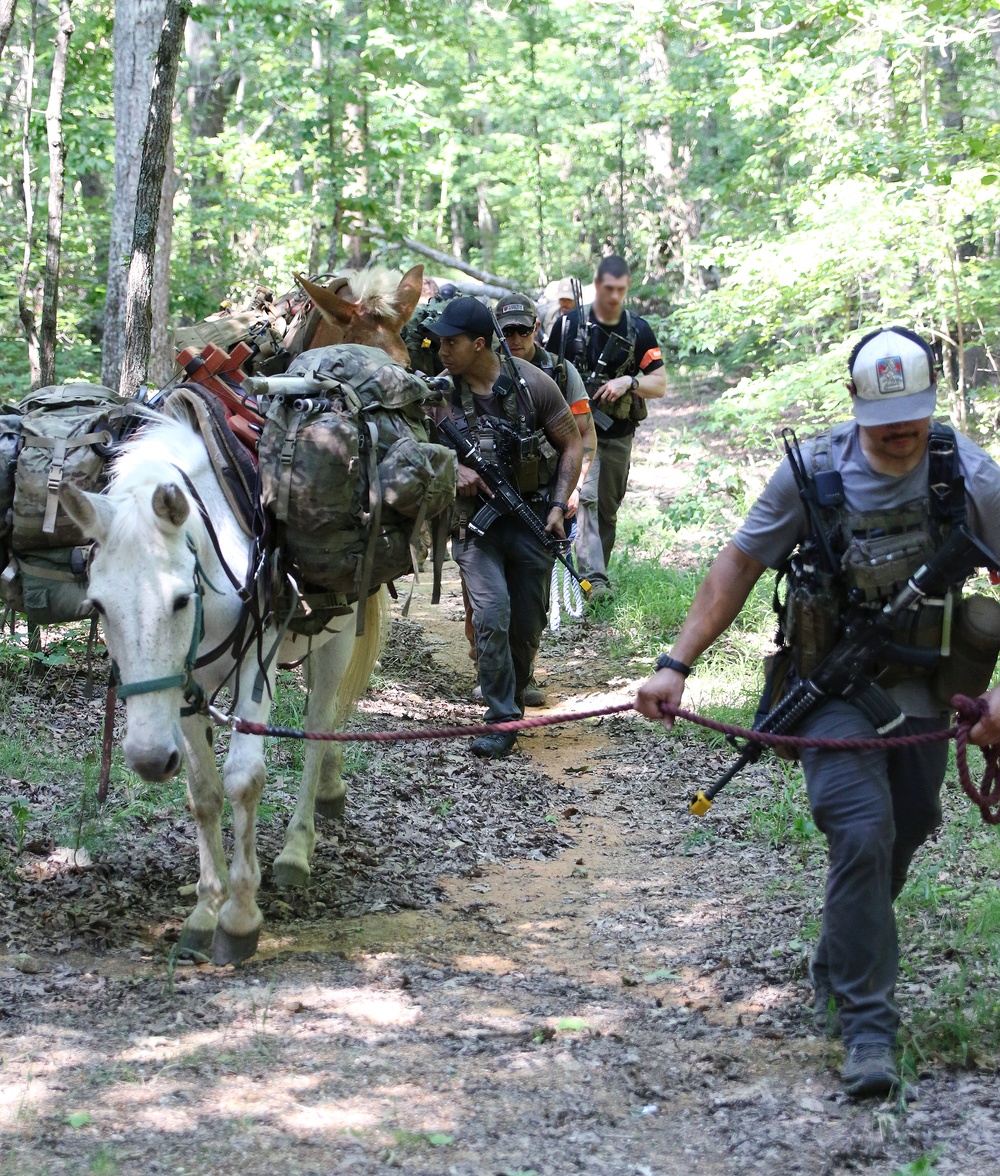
[110,533,221,718]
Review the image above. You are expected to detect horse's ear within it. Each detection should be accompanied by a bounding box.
[151,483,190,529]
[295,273,356,327]
[392,264,424,328]
[61,484,114,544]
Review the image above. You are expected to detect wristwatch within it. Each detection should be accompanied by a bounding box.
[628,375,639,392]
[549,501,570,514]
[655,653,692,677]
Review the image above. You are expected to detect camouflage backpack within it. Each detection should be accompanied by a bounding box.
[12,383,131,550]
[255,345,456,620]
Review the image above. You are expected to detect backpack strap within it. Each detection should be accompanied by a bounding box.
[354,421,382,637]
[927,421,966,526]
[25,429,114,535]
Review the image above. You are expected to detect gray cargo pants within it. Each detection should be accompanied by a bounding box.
[453,513,555,723]
[797,700,948,1046]
[575,431,634,589]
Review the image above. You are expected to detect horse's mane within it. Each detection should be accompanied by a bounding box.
[338,265,405,320]
[102,417,212,551]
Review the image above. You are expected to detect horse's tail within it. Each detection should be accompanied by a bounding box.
[334,586,389,728]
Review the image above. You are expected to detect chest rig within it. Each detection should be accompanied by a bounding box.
[781,423,966,683]
[561,308,646,424]
[450,373,558,500]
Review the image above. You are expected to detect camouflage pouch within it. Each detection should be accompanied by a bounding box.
[1,547,93,627]
[0,410,22,538]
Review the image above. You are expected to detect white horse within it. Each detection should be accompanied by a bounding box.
[61,416,387,965]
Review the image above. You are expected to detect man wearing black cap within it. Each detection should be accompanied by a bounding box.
[429,297,583,757]
[634,326,1000,1097]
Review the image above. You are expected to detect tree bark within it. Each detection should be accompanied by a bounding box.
[0,0,18,60]
[39,0,75,388]
[987,9,1000,75]
[119,0,189,399]
[102,0,168,392]
[17,0,40,388]
[148,125,175,386]
[370,231,519,291]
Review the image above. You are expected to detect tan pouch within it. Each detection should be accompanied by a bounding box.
[933,594,1000,707]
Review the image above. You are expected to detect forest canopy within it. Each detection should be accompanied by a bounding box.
[2,0,1000,432]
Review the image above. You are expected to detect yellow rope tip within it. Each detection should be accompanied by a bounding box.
[689,792,713,817]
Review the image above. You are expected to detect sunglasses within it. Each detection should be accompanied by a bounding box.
[501,324,534,338]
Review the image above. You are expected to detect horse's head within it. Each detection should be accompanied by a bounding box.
[62,479,203,783]
[294,264,424,366]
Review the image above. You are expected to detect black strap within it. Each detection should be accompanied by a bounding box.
[927,422,967,526]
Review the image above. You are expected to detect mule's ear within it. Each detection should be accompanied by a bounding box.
[151,483,190,529]
[392,264,425,328]
[295,273,357,327]
[61,484,114,544]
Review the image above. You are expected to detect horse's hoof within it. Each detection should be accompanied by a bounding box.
[315,795,346,821]
[177,926,214,960]
[272,859,310,889]
[211,926,260,966]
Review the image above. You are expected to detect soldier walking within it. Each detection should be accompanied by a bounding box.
[546,256,666,598]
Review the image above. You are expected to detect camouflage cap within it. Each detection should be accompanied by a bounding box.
[495,292,536,328]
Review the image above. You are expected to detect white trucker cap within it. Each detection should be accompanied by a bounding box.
[849,327,937,426]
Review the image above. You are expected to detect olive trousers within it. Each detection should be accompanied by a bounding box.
[798,700,948,1047]
[452,514,554,723]
[575,430,634,590]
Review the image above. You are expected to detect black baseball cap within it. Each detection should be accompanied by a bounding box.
[428,296,495,341]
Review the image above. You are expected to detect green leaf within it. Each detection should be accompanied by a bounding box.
[981,174,998,185]
[427,1133,454,1147]
[643,968,680,982]
[556,1017,589,1031]
[65,1112,92,1128]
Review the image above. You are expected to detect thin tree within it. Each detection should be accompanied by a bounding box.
[39,0,75,387]
[118,0,189,399]
[17,0,39,388]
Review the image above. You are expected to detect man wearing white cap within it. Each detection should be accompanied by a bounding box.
[634,326,1000,1097]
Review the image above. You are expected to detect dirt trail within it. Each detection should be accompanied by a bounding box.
[2,390,999,1174]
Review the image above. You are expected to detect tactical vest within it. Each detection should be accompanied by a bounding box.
[449,370,559,499]
[782,423,967,687]
[564,307,646,423]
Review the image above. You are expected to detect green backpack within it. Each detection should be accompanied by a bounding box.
[256,345,456,610]
[12,383,130,550]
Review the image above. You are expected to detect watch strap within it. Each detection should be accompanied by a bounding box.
[549,500,569,514]
[655,654,692,677]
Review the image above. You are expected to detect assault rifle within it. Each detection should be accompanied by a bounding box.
[568,277,614,433]
[437,415,591,593]
[689,524,1000,816]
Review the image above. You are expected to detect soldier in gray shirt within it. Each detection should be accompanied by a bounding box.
[635,326,1000,1099]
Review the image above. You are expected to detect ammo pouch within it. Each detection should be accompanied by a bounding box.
[840,505,934,604]
[785,578,840,679]
[932,594,1000,707]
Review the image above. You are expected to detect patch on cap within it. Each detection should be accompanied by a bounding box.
[875,356,905,396]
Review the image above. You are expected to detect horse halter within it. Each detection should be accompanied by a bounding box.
[109,532,220,717]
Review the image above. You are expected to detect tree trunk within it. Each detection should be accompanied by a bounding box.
[17,0,40,388]
[987,10,1000,75]
[0,0,18,60]
[102,0,168,392]
[149,125,175,386]
[936,42,964,135]
[119,0,189,399]
[38,0,75,388]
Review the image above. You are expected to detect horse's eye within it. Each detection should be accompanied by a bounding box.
[173,595,191,613]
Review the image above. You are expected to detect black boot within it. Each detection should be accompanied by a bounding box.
[470,731,518,758]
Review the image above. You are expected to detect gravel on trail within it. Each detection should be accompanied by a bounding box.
[3,394,999,1175]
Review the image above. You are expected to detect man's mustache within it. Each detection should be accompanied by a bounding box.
[882,430,920,442]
